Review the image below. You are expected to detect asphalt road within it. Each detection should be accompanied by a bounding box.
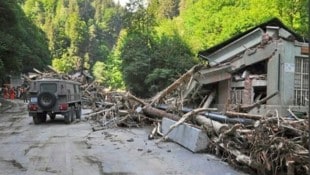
[0,99,247,175]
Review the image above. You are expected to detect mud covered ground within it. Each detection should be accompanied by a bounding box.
[0,99,247,175]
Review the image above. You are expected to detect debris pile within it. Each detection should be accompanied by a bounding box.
[208,111,309,175]
[24,65,309,175]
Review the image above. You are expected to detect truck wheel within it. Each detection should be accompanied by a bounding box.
[76,107,81,119]
[33,116,41,124]
[50,113,56,120]
[37,92,56,110]
[64,111,72,124]
[39,114,47,123]
[71,108,76,122]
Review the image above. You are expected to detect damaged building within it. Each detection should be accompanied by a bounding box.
[192,18,308,116]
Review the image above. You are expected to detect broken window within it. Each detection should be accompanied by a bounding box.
[230,88,243,104]
[294,57,309,106]
[230,60,267,105]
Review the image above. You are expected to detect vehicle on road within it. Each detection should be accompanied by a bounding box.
[27,78,82,124]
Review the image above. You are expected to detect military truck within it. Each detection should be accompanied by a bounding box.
[27,79,82,124]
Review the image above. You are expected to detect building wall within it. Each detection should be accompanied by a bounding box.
[216,79,231,111]
[267,39,303,106]
[255,39,309,115]
[278,40,303,106]
[266,42,281,105]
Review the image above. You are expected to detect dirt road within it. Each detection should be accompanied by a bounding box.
[0,99,247,175]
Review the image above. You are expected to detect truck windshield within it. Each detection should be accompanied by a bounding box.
[40,83,57,93]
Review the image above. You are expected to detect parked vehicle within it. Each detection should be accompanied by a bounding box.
[28,79,82,124]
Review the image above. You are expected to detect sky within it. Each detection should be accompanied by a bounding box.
[113,0,130,7]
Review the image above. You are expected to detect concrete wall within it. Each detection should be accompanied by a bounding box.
[267,44,281,105]
[267,40,305,106]
[255,40,309,115]
[216,79,231,111]
[249,104,308,116]
[279,40,296,106]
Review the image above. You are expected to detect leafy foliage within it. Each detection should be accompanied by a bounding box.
[92,61,106,84]
[2,0,308,97]
[0,0,50,84]
[22,0,125,75]
[167,0,308,53]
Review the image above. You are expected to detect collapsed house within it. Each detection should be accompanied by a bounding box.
[149,18,310,174]
[191,18,309,116]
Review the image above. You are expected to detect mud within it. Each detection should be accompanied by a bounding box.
[0,99,248,175]
[1,159,27,171]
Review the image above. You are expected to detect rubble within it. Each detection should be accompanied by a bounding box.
[20,18,310,175]
[161,117,209,152]
[23,64,309,175]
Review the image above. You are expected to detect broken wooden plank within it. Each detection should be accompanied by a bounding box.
[150,65,203,105]
[225,111,263,120]
[241,91,278,111]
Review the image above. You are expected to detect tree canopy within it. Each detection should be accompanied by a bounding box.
[0,1,50,84]
[0,0,308,97]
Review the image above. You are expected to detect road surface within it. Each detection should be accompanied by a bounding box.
[0,99,247,175]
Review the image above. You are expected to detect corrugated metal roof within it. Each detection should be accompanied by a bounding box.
[198,18,306,60]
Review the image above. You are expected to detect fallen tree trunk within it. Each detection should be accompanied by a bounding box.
[241,91,278,111]
[196,90,229,135]
[215,142,261,170]
[195,115,229,135]
[84,105,116,119]
[142,105,180,121]
[126,92,147,106]
[158,108,216,143]
[150,65,203,106]
[202,90,216,108]
[225,111,263,120]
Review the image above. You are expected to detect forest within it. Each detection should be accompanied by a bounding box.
[0,0,308,97]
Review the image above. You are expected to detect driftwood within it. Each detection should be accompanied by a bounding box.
[225,111,263,120]
[202,90,216,108]
[148,122,163,139]
[150,64,203,106]
[84,106,116,120]
[157,108,214,143]
[126,92,147,106]
[33,68,43,74]
[22,74,32,82]
[195,115,229,135]
[142,105,180,121]
[217,142,260,170]
[197,89,229,135]
[24,65,310,175]
[241,91,278,111]
[47,65,59,74]
[287,108,303,121]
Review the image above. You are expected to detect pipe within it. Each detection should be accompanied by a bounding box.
[202,112,254,125]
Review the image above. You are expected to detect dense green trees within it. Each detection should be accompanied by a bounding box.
[22,0,112,70]
[22,0,126,89]
[0,1,50,84]
[118,0,195,97]
[154,0,308,54]
[0,0,307,97]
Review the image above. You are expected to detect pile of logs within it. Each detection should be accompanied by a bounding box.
[209,111,309,175]
[24,65,309,175]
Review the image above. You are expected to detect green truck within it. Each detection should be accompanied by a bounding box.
[28,79,82,124]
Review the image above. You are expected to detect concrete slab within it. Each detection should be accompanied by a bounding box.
[161,117,209,152]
